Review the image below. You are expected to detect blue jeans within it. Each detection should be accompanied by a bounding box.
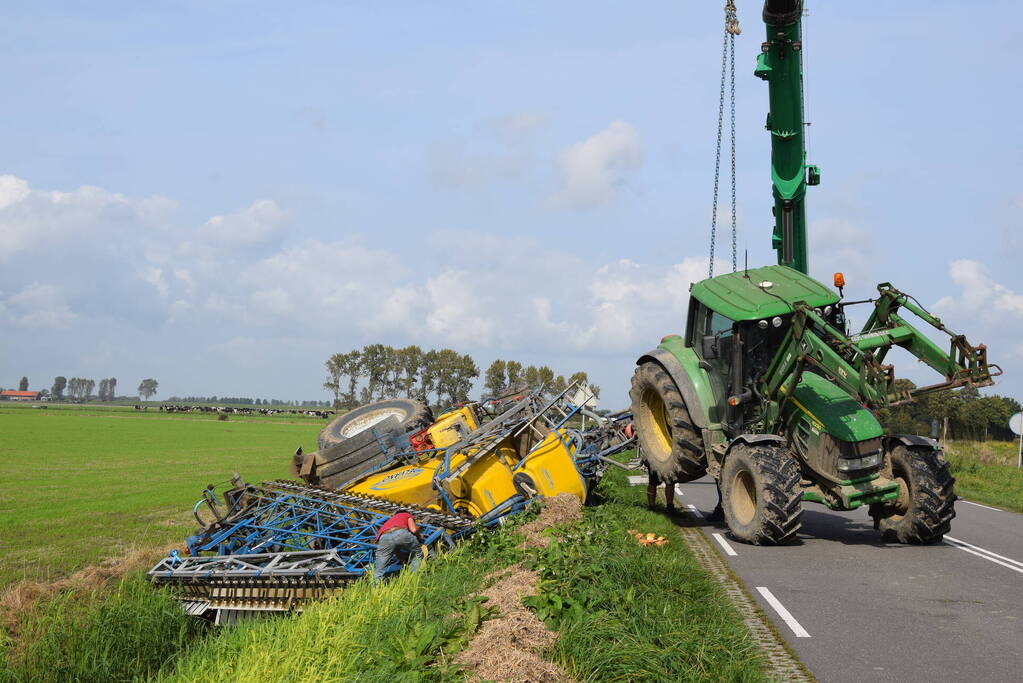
[374,529,422,581]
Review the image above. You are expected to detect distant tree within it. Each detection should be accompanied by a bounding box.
[39,389,50,399]
[138,378,159,400]
[523,366,540,389]
[536,366,555,392]
[108,377,117,400]
[19,376,28,391]
[323,353,345,408]
[505,361,523,390]
[551,374,568,397]
[483,360,507,398]
[84,379,96,402]
[98,379,109,401]
[397,345,424,399]
[51,376,67,401]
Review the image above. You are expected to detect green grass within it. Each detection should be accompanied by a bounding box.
[1,406,773,681]
[537,469,767,682]
[1,575,209,683]
[0,403,323,588]
[945,440,1023,513]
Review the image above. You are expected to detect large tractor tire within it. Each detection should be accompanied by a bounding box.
[629,363,707,483]
[720,442,802,545]
[318,399,433,450]
[869,444,955,544]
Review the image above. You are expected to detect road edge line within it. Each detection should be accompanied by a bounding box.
[679,527,815,682]
[756,587,811,638]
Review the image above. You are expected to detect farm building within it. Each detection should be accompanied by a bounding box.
[1,390,40,401]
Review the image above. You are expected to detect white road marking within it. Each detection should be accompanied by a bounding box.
[686,504,704,519]
[756,587,811,638]
[674,484,685,497]
[959,500,1003,512]
[945,535,1023,574]
[712,532,738,556]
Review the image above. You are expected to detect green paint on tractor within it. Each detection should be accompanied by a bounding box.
[690,265,837,322]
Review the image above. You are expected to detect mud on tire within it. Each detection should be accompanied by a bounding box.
[629,362,707,483]
[318,399,433,451]
[721,442,802,545]
[869,444,955,544]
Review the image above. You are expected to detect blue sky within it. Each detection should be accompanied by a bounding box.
[1,1,1020,407]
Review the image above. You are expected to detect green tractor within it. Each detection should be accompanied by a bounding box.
[630,0,1000,545]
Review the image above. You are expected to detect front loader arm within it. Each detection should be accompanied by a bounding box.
[759,286,999,431]
[856,283,999,401]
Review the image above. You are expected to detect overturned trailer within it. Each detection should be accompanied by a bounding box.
[148,385,634,623]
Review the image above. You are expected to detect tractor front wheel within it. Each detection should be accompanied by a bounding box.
[720,442,802,545]
[869,444,955,544]
[629,363,707,483]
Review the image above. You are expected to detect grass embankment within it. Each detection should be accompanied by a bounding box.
[945,440,1023,513]
[3,459,770,682]
[0,404,323,588]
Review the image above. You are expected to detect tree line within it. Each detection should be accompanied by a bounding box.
[324,345,479,410]
[1,376,162,402]
[482,360,598,401]
[165,396,331,407]
[878,380,1021,442]
[323,345,599,411]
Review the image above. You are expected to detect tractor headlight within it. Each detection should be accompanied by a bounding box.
[825,305,833,316]
[758,319,769,330]
[837,452,883,472]
[772,316,783,328]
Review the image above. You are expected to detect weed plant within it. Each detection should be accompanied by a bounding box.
[0,574,208,683]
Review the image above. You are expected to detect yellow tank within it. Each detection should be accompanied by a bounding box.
[427,405,479,448]
[345,427,585,518]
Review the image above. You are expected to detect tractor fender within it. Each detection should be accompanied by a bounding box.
[884,434,939,451]
[725,433,786,456]
[637,348,709,430]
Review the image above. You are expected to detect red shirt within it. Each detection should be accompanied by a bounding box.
[376,512,413,541]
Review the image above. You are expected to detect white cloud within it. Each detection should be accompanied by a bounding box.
[553,121,643,209]
[3,283,76,329]
[933,259,1023,368]
[0,174,172,262]
[934,259,1023,320]
[198,199,286,247]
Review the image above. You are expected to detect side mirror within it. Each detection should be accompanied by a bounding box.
[701,335,718,360]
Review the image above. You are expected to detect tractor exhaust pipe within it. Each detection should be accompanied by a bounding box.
[763,0,802,26]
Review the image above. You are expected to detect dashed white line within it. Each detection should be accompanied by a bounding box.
[945,535,1023,574]
[959,500,1004,512]
[756,587,811,638]
[712,532,738,556]
[686,504,704,519]
[674,484,685,497]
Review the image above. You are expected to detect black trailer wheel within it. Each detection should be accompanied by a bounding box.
[629,362,707,483]
[318,399,433,450]
[721,442,802,545]
[869,444,955,544]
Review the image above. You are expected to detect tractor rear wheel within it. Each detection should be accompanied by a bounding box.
[720,442,802,545]
[629,363,707,483]
[869,444,955,544]
[318,399,433,450]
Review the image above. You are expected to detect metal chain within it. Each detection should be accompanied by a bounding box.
[709,2,740,278]
[729,31,738,272]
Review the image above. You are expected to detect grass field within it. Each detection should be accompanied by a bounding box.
[3,462,772,683]
[0,403,323,588]
[944,440,1023,513]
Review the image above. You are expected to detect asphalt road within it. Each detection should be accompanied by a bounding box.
[668,477,1023,682]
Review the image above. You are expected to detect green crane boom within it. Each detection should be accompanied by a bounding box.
[755,0,818,275]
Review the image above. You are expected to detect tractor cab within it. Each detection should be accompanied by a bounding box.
[684,265,841,432]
